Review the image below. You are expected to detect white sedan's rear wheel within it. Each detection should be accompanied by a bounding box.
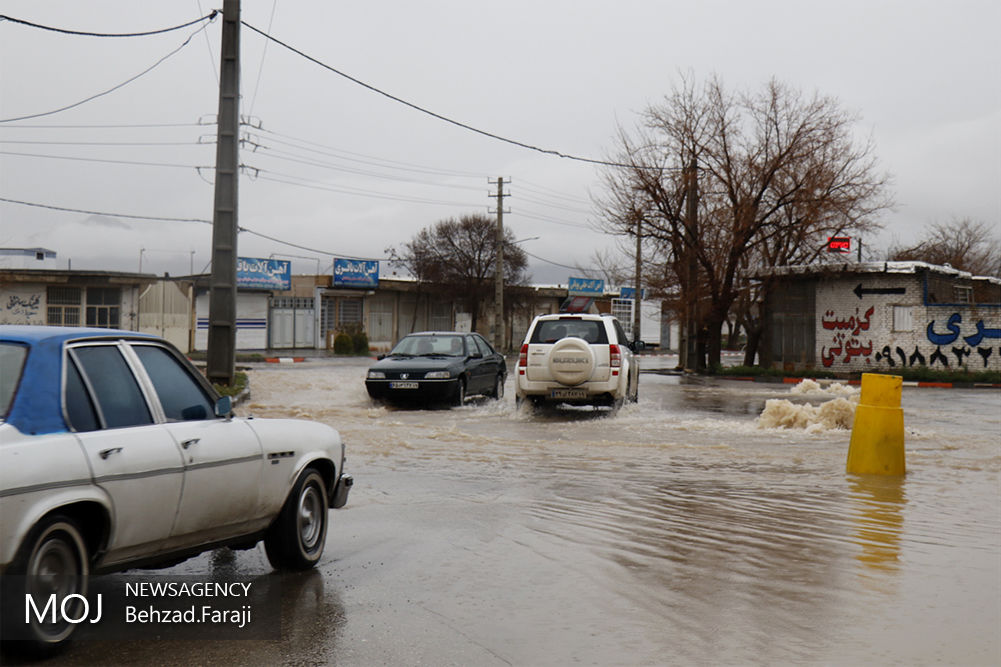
[3,515,89,652]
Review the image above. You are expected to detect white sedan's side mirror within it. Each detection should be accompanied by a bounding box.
[215,395,233,418]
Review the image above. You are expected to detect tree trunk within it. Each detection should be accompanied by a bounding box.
[743,325,763,367]
[705,315,724,370]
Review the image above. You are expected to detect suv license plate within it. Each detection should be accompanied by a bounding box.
[551,388,587,399]
[390,381,419,389]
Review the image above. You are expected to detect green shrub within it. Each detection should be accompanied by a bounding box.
[352,330,369,355]
[333,332,353,355]
[212,371,247,397]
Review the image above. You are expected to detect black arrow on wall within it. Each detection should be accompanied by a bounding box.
[854,283,906,299]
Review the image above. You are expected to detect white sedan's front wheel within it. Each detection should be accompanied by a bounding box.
[265,469,328,570]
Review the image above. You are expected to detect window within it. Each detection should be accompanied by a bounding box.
[86,287,121,328]
[530,319,608,344]
[892,306,914,332]
[133,345,213,420]
[0,343,28,418]
[953,286,973,304]
[390,334,466,357]
[47,287,81,326]
[611,298,634,338]
[473,335,494,357]
[613,318,631,345]
[338,298,363,326]
[72,345,152,429]
[65,357,99,432]
[430,301,452,331]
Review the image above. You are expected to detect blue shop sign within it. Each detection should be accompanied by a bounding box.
[237,257,291,290]
[619,287,646,300]
[568,276,604,296]
[334,259,379,288]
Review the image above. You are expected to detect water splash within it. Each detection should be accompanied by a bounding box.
[757,379,859,432]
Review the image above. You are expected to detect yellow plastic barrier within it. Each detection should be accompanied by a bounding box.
[846,373,906,475]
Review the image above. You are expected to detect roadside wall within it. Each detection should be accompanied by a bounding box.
[815,273,1000,372]
[1,283,45,325]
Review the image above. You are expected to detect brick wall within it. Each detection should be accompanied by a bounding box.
[815,273,1001,372]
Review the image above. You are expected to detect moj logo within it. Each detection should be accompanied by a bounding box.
[26,593,103,624]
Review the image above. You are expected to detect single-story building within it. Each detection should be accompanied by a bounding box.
[760,261,1001,372]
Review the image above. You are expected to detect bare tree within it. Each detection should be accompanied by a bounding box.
[597,75,891,369]
[887,218,1001,277]
[386,213,529,331]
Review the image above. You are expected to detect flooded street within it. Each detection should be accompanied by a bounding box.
[50,356,1000,666]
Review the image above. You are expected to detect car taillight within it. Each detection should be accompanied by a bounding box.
[609,344,621,368]
[518,344,528,367]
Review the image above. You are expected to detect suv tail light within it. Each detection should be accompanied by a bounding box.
[518,344,528,373]
[609,344,622,368]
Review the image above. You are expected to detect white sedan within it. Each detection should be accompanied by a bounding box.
[0,325,352,650]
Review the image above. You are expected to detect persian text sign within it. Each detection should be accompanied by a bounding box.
[618,287,647,300]
[568,276,604,296]
[237,258,290,290]
[333,259,379,288]
[827,236,851,253]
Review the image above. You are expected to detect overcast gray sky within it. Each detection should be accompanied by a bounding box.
[2,0,999,283]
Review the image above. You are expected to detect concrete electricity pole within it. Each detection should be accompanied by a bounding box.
[683,158,700,372]
[490,177,510,351]
[633,214,642,344]
[207,0,240,385]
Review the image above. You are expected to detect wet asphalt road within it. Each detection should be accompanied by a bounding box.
[8,357,1000,666]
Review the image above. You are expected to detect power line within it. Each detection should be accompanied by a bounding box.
[0,12,217,38]
[254,171,481,207]
[0,196,385,261]
[240,20,674,172]
[0,19,215,123]
[0,150,211,170]
[251,125,484,178]
[247,0,280,118]
[0,196,212,224]
[249,146,483,192]
[514,210,593,230]
[0,139,212,147]
[0,121,212,129]
[522,249,586,271]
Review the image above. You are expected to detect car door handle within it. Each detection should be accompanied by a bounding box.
[181,438,200,450]
[99,447,123,460]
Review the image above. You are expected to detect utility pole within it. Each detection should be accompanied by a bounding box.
[489,177,510,351]
[683,158,700,372]
[207,0,240,385]
[633,214,642,344]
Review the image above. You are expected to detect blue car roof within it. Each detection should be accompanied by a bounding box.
[1,326,159,435]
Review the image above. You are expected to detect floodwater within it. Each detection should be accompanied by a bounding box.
[40,356,1001,666]
[241,356,1000,666]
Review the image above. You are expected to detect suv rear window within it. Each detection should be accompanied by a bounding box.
[530,319,608,344]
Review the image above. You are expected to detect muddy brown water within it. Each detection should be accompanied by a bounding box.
[36,358,1001,665]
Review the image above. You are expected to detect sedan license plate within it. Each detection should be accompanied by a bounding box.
[390,381,419,389]
[551,388,587,399]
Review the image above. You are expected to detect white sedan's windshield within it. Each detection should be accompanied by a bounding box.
[390,335,466,357]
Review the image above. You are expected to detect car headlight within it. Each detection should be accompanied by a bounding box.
[367,370,386,379]
[424,371,451,379]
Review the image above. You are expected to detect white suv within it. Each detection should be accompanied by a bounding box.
[515,313,639,409]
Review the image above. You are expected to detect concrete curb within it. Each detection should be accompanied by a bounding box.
[721,375,1001,389]
[264,357,305,364]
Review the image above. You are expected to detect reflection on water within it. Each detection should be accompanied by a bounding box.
[849,475,906,572]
